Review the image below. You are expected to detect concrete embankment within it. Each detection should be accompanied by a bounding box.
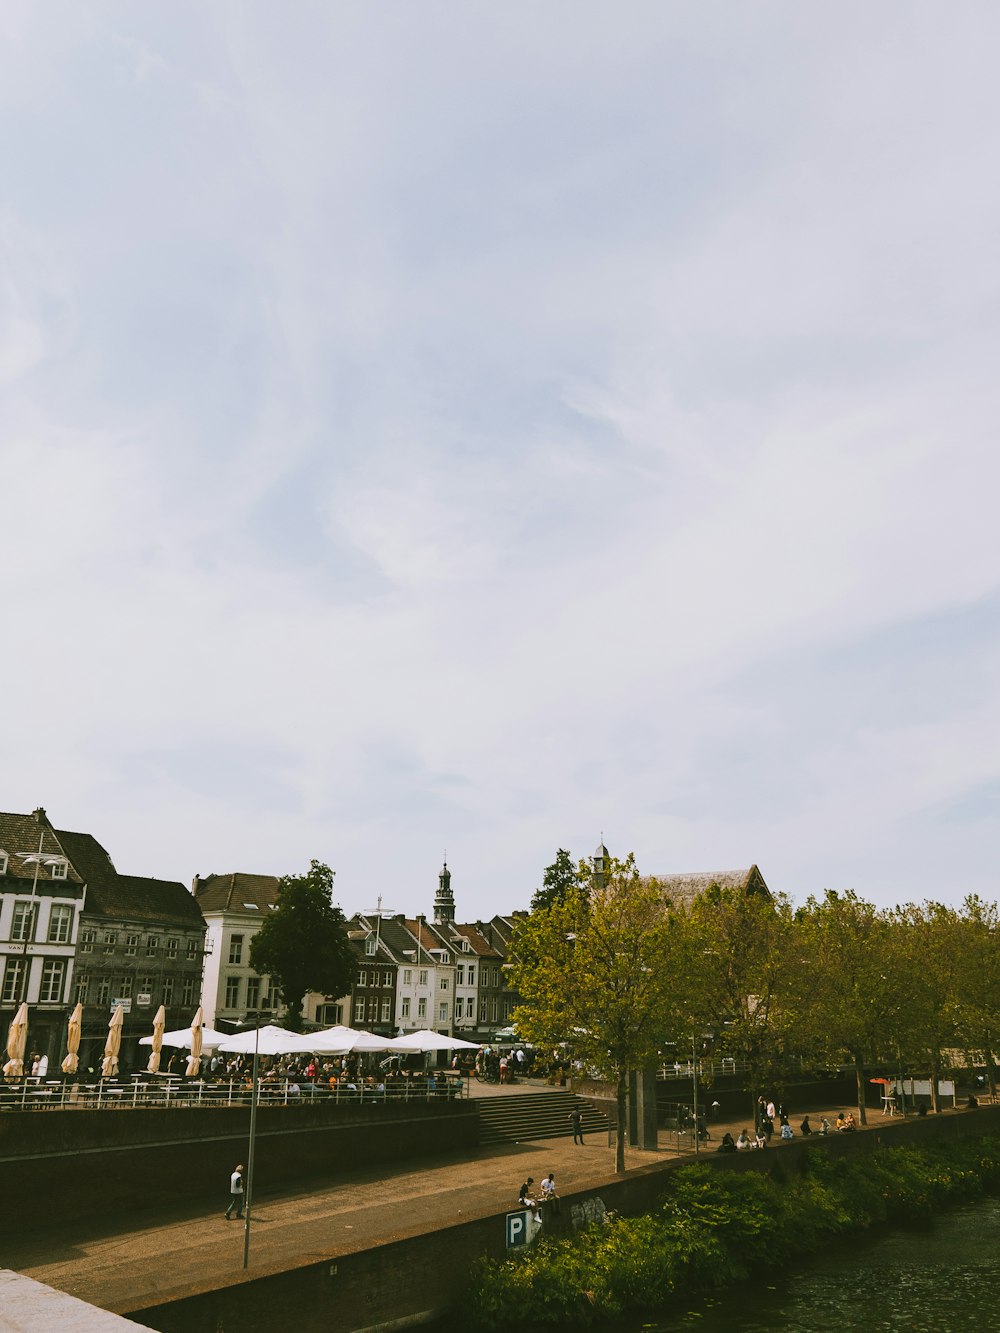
[6,1101,998,1332]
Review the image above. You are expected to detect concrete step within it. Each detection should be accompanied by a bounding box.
[475,1091,611,1145]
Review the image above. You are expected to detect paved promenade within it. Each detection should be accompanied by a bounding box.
[0,1086,913,1320]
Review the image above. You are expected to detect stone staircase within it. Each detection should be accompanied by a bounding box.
[475,1089,612,1146]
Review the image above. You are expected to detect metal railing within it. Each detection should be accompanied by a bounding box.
[0,1074,467,1111]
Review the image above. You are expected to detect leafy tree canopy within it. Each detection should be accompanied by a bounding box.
[530,848,580,913]
[248,860,355,1032]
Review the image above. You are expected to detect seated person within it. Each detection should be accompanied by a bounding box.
[736,1129,751,1150]
[780,1121,794,1140]
[835,1113,848,1132]
[518,1177,542,1222]
[800,1115,813,1136]
[844,1113,857,1131]
[540,1171,560,1212]
[754,1128,767,1149]
[717,1132,737,1153]
[819,1116,831,1135]
[966,1094,979,1108]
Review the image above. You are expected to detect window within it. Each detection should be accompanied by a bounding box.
[354,996,365,1023]
[318,1003,343,1025]
[2,960,24,1004]
[162,978,174,1005]
[118,976,132,998]
[438,1003,448,1023]
[0,851,7,875]
[365,937,376,956]
[403,968,412,985]
[80,929,95,953]
[186,939,198,959]
[165,938,178,958]
[401,997,410,1018]
[146,936,158,956]
[456,964,464,985]
[228,935,243,965]
[468,965,476,986]
[138,975,153,996]
[96,976,111,1005]
[419,969,428,987]
[417,997,426,1018]
[455,997,463,1019]
[40,959,66,1003]
[125,934,139,956]
[48,904,73,944]
[461,937,470,951]
[439,977,449,991]
[224,975,241,1008]
[182,978,195,1006]
[381,998,390,1022]
[382,970,392,987]
[103,932,116,953]
[466,999,476,1022]
[12,902,36,942]
[246,976,260,1009]
[50,860,68,880]
[75,975,89,1004]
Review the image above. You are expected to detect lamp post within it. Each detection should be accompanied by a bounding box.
[235,1012,261,1270]
[15,832,69,1006]
[692,1031,700,1157]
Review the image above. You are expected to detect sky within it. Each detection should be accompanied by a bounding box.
[2,2,998,921]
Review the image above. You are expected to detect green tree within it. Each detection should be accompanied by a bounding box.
[248,861,355,1031]
[791,891,902,1125]
[530,848,580,913]
[893,901,963,1111]
[510,854,682,1173]
[954,896,1000,1096]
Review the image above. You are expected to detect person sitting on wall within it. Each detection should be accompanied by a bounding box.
[800,1115,813,1136]
[819,1116,831,1135]
[717,1132,737,1153]
[754,1128,767,1149]
[519,1178,542,1223]
[736,1129,751,1150]
[835,1113,848,1131]
[541,1171,560,1213]
[780,1121,795,1140]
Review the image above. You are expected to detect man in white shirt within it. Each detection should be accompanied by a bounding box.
[225,1164,245,1219]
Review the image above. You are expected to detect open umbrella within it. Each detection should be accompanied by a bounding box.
[101,1004,124,1077]
[869,1077,891,1085]
[146,1005,166,1074]
[62,1002,83,1075]
[139,1024,227,1051]
[217,1024,313,1056]
[3,1002,29,1078]
[389,1030,481,1053]
[291,1025,398,1056]
[186,1006,204,1077]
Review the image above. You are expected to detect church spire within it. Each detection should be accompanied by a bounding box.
[433,857,455,925]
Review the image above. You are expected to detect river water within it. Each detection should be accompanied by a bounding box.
[599,1195,1000,1332]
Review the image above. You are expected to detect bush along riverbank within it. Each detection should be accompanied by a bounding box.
[464,1137,1000,1329]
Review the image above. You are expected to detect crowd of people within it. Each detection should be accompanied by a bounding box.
[716,1098,863,1153]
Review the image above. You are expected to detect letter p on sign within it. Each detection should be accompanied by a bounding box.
[506,1210,528,1249]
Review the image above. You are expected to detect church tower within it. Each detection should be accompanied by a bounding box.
[593,839,610,890]
[433,859,455,925]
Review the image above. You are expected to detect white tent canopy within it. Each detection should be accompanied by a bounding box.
[289,1026,398,1055]
[139,1026,228,1052]
[216,1024,307,1056]
[389,1030,481,1053]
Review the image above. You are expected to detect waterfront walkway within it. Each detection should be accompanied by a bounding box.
[1,1089,938,1320]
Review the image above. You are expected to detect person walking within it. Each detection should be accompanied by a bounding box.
[225,1163,245,1219]
[569,1107,584,1144]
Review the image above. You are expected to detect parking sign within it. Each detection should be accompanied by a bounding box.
[506,1210,528,1249]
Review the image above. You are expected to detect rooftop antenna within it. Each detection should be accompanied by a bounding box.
[361,894,398,950]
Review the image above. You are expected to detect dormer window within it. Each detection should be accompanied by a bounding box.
[50,860,68,880]
[243,902,259,910]
[365,937,377,956]
[0,851,8,875]
[461,938,470,951]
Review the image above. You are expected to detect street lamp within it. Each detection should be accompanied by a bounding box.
[15,833,70,1006]
[234,1012,261,1270]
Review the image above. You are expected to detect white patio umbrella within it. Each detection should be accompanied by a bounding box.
[295,1025,398,1055]
[62,1002,83,1075]
[186,1006,204,1076]
[217,1024,312,1056]
[389,1030,481,1053]
[101,1004,124,1077]
[146,1005,166,1074]
[138,1025,228,1051]
[3,1002,29,1077]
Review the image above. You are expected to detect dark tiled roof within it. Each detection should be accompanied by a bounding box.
[646,865,771,909]
[193,872,280,913]
[57,829,205,927]
[0,811,84,885]
[451,924,500,957]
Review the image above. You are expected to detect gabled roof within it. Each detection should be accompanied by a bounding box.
[0,811,84,886]
[57,829,204,927]
[405,917,454,957]
[451,923,501,958]
[194,872,281,913]
[649,865,771,909]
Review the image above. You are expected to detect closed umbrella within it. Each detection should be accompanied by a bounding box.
[61,1002,83,1075]
[146,1004,166,1074]
[3,1002,29,1078]
[186,1006,204,1077]
[101,1004,124,1078]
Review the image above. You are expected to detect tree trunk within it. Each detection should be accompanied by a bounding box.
[854,1051,868,1126]
[930,1053,940,1112]
[615,1072,627,1174]
[985,1046,997,1098]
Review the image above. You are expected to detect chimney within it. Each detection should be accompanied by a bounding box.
[191,874,201,896]
[32,807,49,826]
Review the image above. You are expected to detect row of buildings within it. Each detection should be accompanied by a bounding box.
[0,808,525,1071]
